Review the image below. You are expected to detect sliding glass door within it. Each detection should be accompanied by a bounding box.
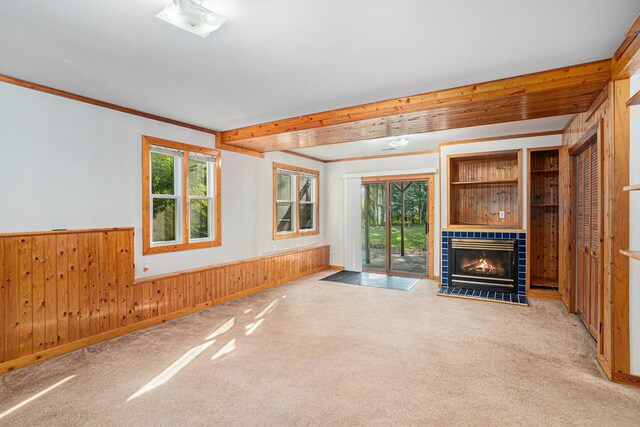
[361,177,431,277]
[361,183,387,272]
[389,180,428,275]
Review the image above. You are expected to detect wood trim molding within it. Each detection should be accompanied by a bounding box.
[612,371,640,388]
[362,173,435,183]
[568,120,600,155]
[326,149,439,163]
[329,265,345,270]
[438,131,563,148]
[0,227,134,238]
[282,150,326,163]
[609,79,630,374]
[0,73,218,135]
[585,87,609,123]
[142,135,222,255]
[272,163,320,240]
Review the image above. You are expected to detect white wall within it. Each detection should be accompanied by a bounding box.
[0,82,326,278]
[325,154,440,274]
[629,74,640,375]
[439,134,563,230]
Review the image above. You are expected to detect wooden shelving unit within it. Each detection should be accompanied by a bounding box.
[447,150,521,229]
[620,249,640,261]
[622,181,640,261]
[527,148,560,294]
[626,89,640,107]
[450,179,518,185]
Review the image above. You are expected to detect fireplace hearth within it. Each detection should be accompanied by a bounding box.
[448,238,518,293]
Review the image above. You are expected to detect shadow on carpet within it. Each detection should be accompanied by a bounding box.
[321,271,419,291]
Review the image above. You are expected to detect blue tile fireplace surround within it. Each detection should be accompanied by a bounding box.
[440,230,527,303]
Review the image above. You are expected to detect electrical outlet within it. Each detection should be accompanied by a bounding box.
[332,250,337,257]
[499,210,505,219]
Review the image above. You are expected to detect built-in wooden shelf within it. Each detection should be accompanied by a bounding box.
[530,276,559,288]
[448,150,521,228]
[626,89,640,107]
[623,184,640,191]
[620,249,640,261]
[450,179,518,185]
[528,148,561,295]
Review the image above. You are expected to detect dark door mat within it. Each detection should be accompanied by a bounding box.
[321,270,419,291]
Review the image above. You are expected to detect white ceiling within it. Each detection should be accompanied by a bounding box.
[0,1,637,131]
[291,115,572,161]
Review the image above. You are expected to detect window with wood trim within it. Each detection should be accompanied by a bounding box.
[273,163,319,239]
[142,136,221,254]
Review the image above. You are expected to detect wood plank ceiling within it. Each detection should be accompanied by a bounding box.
[219,60,611,153]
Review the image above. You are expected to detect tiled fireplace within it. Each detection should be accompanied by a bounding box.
[440,230,527,303]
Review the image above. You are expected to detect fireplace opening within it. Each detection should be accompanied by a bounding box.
[448,238,518,293]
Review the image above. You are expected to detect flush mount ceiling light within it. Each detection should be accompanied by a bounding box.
[388,137,409,147]
[156,0,227,38]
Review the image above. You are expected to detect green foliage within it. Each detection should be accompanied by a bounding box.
[150,154,212,241]
[189,160,207,196]
[189,160,210,239]
[151,152,175,195]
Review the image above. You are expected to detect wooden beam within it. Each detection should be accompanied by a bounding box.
[220,60,610,151]
[612,15,640,80]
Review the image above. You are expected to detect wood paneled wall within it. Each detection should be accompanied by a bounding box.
[561,79,630,379]
[0,228,330,373]
[0,228,134,365]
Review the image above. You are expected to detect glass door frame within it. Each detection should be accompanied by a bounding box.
[361,173,435,278]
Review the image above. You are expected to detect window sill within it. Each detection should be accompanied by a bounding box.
[273,230,319,240]
[144,239,221,255]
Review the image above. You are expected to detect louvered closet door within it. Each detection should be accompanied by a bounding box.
[575,142,600,339]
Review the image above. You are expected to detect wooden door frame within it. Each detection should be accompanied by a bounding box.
[362,173,435,278]
[566,119,604,344]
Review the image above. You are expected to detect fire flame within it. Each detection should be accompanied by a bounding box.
[461,252,504,275]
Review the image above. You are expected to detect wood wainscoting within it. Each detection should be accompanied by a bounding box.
[0,227,329,374]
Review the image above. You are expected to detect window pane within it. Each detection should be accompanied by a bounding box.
[151,152,175,195]
[152,198,177,242]
[277,173,294,201]
[189,160,208,197]
[276,202,295,232]
[300,203,315,230]
[190,199,210,239]
[300,175,314,202]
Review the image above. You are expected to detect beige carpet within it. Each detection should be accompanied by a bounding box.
[1,271,639,426]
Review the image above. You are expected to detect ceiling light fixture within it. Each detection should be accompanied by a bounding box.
[156,0,228,38]
[388,138,409,147]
